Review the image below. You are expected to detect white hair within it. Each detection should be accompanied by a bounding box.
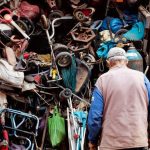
[108,56,128,61]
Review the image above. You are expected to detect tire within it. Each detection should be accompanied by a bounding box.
[55,52,72,67]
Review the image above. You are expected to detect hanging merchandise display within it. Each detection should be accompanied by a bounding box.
[0,0,150,149]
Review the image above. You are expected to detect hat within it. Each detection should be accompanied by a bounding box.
[107,47,127,60]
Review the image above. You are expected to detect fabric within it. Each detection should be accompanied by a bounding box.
[18,1,40,20]
[88,66,150,149]
[123,147,148,150]
[88,87,103,144]
[61,55,77,92]
[144,75,150,102]
[3,46,17,66]
[97,147,148,150]
[0,59,24,87]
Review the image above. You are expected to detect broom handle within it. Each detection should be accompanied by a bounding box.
[40,107,50,149]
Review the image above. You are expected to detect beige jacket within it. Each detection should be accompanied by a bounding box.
[95,66,149,149]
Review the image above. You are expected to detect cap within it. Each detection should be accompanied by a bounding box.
[107,47,127,60]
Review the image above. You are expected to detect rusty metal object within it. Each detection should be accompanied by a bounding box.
[49,10,64,27]
[73,7,95,23]
[74,10,87,22]
[55,52,72,67]
[67,40,91,52]
[71,27,95,43]
[40,107,50,150]
[46,0,57,9]
[53,43,70,56]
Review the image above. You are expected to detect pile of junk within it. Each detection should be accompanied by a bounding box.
[0,0,150,149]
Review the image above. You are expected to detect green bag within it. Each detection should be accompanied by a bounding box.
[48,106,66,147]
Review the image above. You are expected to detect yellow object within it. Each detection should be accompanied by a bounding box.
[37,54,51,64]
[52,68,57,80]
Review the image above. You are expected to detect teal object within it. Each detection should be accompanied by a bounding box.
[96,41,116,59]
[73,111,87,150]
[123,21,144,41]
[126,46,143,72]
[61,55,77,92]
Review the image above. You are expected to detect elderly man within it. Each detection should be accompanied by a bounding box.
[88,47,150,150]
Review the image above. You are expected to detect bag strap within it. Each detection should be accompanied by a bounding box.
[53,106,60,117]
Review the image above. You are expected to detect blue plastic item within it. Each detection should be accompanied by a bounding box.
[123,21,145,41]
[96,41,116,59]
[90,20,102,31]
[73,111,87,150]
[100,17,123,33]
[110,18,124,33]
[100,17,112,31]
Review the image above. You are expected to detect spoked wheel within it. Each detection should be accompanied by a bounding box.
[49,10,64,27]
[55,52,72,67]
[59,88,72,100]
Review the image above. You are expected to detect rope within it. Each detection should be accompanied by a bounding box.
[61,55,77,92]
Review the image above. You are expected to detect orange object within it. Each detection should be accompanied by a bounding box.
[115,0,124,2]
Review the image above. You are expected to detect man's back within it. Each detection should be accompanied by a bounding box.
[95,66,149,149]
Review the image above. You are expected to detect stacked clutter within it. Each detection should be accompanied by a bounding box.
[0,0,150,149]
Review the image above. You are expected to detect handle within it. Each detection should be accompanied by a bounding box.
[10,19,30,40]
[0,8,12,23]
[53,106,60,117]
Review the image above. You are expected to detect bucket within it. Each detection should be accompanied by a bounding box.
[126,46,143,72]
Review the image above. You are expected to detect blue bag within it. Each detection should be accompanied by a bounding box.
[96,41,116,59]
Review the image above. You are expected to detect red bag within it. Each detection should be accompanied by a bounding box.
[18,1,40,20]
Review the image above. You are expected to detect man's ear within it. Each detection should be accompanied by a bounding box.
[106,60,110,67]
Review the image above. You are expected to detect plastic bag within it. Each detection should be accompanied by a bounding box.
[48,106,66,147]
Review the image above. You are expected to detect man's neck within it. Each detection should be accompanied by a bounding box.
[110,63,127,69]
